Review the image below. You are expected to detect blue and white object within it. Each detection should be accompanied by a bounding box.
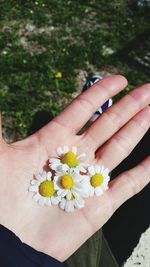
[82,75,112,120]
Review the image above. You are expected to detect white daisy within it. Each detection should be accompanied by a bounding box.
[29,171,60,207]
[87,165,110,197]
[59,194,85,212]
[49,145,87,173]
[53,168,88,201]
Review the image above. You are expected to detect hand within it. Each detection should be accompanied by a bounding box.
[0,75,149,262]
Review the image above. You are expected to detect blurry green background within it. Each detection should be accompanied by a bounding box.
[0,0,150,141]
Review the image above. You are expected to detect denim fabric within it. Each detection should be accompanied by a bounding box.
[0,225,68,267]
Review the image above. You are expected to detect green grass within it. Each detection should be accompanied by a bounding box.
[0,0,149,140]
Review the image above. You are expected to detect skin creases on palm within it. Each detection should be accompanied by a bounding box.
[0,75,149,262]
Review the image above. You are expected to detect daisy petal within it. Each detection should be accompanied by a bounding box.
[50,158,60,164]
[89,187,95,197]
[74,199,84,209]
[41,171,47,179]
[78,165,87,173]
[38,197,46,206]
[66,190,72,200]
[95,187,103,196]
[31,180,40,186]
[59,198,66,210]
[60,190,68,198]
[52,163,60,168]
[102,184,109,191]
[50,163,61,171]
[54,183,61,190]
[75,184,85,191]
[69,201,74,212]
[51,196,59,205]
[95,165,100,173]
[103,168,109,176]
[71,189,80,198]
[56,188,63,195]
[38,174,45,182]
[47,171,52,180]
[104,177,110,185]
[33,193,41,202]
[65,201,73,212]
[61,164,69,172]
[63,145,69,153]
[77,153,86,160]
[72,146,77,155]
[88,166,95,175]
[100,165,105,173]
[45,198,52,206]
[29,185,38,192]
[57,147,63,156]
[76,196,84,205]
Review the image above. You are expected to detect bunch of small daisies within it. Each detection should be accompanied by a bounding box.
[29,146,110,212]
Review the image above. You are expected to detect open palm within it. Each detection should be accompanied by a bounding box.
[0,75,149,262]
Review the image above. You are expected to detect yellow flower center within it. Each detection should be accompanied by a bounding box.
[39,180,55,197]
[61,151,78,168]
[61,174,74,189]
[90,174,104,188]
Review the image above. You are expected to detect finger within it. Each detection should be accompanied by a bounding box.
[108,156,150,212]
[84,83,150,150]
[68,155,150,260]
[52,75,127,133]
[96,106,150,170]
